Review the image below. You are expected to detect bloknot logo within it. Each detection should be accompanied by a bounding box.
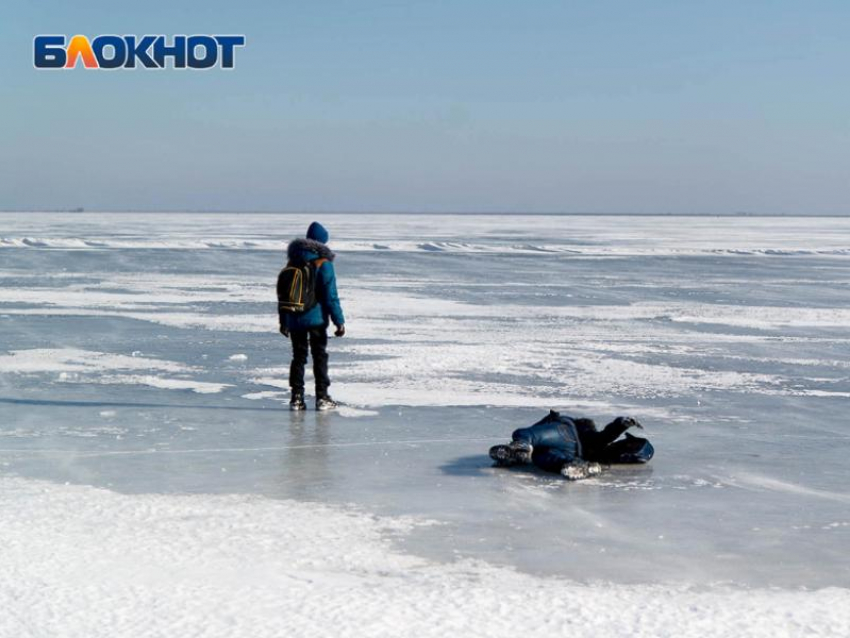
[33,34,246,70]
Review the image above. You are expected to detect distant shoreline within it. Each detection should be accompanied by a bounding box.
[1,210,848,218]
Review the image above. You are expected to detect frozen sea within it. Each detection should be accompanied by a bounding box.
[1,212,849,636]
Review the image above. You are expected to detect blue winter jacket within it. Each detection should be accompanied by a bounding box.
[280,238,345,331]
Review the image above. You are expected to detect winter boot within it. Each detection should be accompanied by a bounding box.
[509,440,533,463]
[489,440,533,466]
[290,391,306,411]
[316,395,338,411]
[560,461,603,481]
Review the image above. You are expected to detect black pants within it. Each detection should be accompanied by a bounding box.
[573,417,654,464]
[289,327,330,397]
[572,418,631,460]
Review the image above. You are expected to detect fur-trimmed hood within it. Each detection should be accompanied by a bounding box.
[287,238,335,263]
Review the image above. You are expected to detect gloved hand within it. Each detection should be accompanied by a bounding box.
[279,325,289,338]
[334,324,346,337]
[619,416,643,429]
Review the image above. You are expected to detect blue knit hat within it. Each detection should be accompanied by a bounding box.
[307,221,329,244]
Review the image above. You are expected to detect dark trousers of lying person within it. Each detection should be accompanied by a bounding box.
[490,410,654,479]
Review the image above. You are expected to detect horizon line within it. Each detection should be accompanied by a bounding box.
[2,209,848,217]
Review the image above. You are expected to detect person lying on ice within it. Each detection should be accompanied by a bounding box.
[489,410,654,480]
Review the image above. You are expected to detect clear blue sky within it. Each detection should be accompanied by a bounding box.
[1,1,848,213]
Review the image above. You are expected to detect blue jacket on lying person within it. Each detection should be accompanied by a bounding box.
[489,410,654,480]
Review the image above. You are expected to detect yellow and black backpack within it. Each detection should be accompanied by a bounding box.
[277,257,327,316]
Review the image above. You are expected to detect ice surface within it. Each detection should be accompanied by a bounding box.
[2,213,850,634]
[3,476,849,638]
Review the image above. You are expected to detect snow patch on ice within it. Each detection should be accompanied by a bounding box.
[1,477,847,638]
[241,390,287,401]
[786,390,850,398]
[336,406,380,418]
[0,424,128,439]
[95,375,231,394]
[4,288,845,407]
[0,349,229,394]
[0,348,190,374]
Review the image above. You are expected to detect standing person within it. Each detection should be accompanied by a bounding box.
[278,222,346,411]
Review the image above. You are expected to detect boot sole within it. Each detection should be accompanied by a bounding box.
[561,462,603,480]
[489,445,518,466]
